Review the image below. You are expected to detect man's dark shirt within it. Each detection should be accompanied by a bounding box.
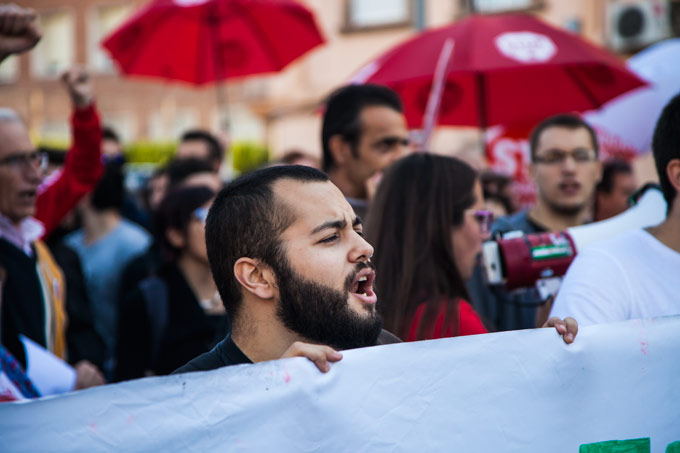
[173,329,401,374]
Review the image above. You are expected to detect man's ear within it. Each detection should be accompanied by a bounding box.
[165,228,185,249]
[667,158,680,192]
[329,134,351,166]
[233,257,276,300]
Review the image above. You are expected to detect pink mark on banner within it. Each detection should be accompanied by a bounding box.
[283,370,291,384]
[126,415,135,425]
[638,328,649,356]
[89,421,98,434]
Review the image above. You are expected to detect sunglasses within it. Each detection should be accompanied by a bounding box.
[471,209,493,234]
[193,206,209,225]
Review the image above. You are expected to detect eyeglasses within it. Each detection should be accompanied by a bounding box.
[471,209,493,234]
[193,206,209,225]
[533,148,597,165]
[0,151,48,172]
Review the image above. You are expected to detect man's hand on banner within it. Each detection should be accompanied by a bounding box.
[542,316,578,344]
[281,342,343,373]
[74,360,106,390]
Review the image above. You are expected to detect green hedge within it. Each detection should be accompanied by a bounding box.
[37,139,271,175]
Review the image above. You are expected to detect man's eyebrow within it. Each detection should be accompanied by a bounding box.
[311,219,347,235]
[353,216,362,227]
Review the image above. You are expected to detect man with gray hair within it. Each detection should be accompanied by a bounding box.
[0,4,105,389]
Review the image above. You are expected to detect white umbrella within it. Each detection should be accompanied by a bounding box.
[585,38,680,154]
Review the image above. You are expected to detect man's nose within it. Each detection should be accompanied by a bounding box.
[350,233,374,263]
[25,162,43,183]
[561,155,578,173]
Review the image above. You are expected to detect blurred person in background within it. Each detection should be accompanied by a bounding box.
[166,157,222,193]
[594,159,637,221]
[489,114,602,331]
[116,186,228,381]
[366,153,577,343]
[321,84,411,219]
[101,127,125,163]
[176,129,225,174]
[550,93,680,326]
[1,5,105,389]
[118,157,224,306]
[278,149,320,169]
[63,162,152,378]
[480,170,516,218]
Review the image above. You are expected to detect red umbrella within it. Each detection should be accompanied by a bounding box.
[102,0,325,85]
[351,14,647,130]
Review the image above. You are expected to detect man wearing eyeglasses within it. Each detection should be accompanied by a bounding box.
[0,5,105,390]
[550,93,680,326]
[488,114,603,332]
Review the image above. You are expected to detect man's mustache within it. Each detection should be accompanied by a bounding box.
[344,261,376,291]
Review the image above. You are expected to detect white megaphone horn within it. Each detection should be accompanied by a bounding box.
[482,184,667,290]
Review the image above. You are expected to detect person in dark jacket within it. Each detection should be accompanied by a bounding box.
[115,186,228,380]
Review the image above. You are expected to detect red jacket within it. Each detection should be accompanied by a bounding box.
[36,104,103,237]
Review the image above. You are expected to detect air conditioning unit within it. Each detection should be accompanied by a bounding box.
[607,1,671,52]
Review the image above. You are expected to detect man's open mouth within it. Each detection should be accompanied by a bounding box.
[18,190,37,201]
[349,269,377,304]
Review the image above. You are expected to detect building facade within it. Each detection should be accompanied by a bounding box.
[1,0,677,161]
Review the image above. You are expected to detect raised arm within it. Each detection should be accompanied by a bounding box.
[36,68,103,236]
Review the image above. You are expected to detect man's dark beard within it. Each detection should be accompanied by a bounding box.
[271,253,382,350]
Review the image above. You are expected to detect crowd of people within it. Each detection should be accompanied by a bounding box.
[1,4,678,401]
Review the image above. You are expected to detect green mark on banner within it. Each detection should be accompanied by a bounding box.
[579,438,650,453]
[667,441,680,453]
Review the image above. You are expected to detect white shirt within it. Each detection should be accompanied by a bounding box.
[551,229,680,326]
[0,212,44,256]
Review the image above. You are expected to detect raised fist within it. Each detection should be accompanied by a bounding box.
[0,4,41,60]
[61,67,94,108]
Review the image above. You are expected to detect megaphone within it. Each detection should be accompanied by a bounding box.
[482,185,667,293]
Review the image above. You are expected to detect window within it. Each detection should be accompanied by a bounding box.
[149,107,199,140]
[466,0,543,14]
[102,112,137,142]
[89,4,133,73]
[30,10,75,78]
[345,0,413,31]
[0,55,18,83]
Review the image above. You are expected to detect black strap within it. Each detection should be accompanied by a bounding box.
[139,276,168,371]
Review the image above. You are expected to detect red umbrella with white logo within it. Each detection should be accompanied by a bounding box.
[351,14,646,131]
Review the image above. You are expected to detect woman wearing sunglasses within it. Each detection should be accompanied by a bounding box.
[115,186,229,381]
[366,153,494,341]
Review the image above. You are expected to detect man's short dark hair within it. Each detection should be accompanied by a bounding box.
[91,162,125,212]
[321,84,403,172]
[597,159,633,194]
[102,126,120,143]
[180,129,223,164]
[529,114,599,161]
[166,157,215,188]
[652,92,680,209]
[206,165,329,319]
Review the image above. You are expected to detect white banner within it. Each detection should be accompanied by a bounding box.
[1,316,679,452]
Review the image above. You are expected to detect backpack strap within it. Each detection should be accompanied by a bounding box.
[138,276,168,371]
